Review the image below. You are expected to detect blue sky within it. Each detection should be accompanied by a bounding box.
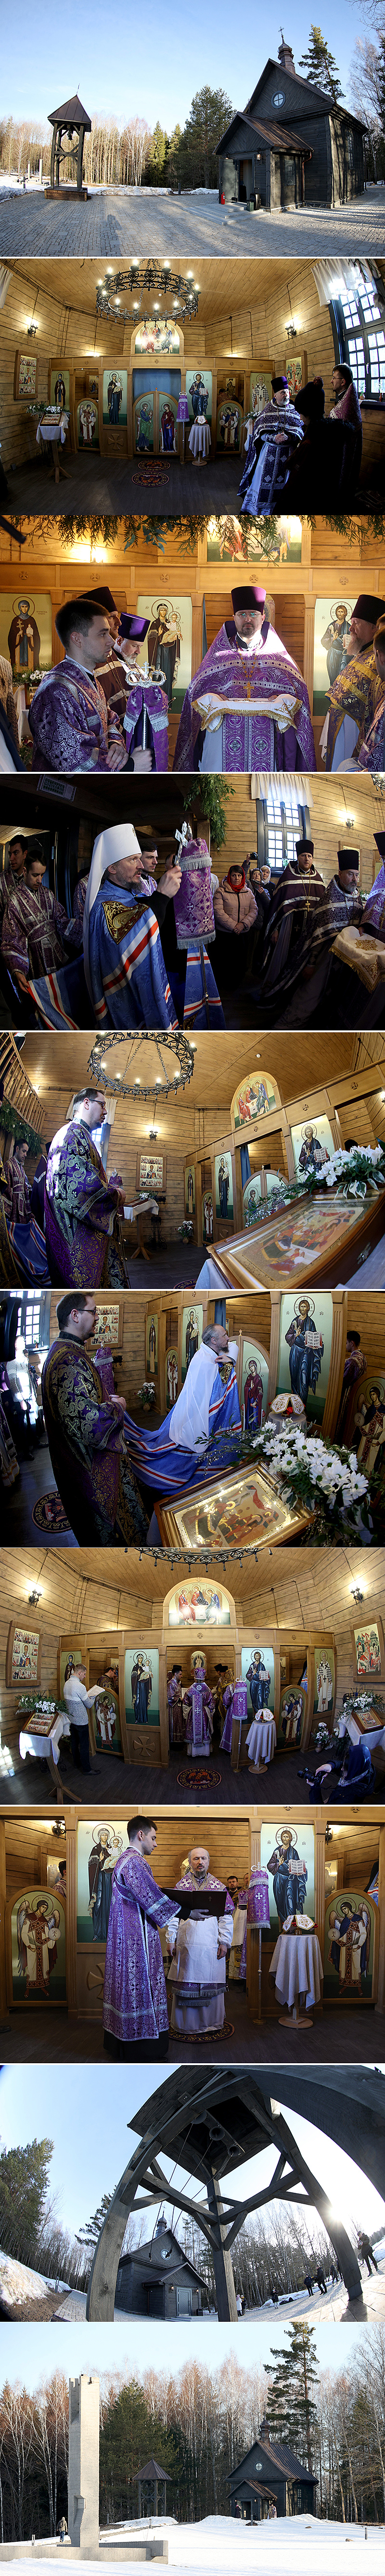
[0,2314,373,2390]
[1,3,366,131]
[0,2063,384,2241]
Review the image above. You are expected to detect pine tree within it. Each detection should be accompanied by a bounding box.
[0,2137,54,2267]
[264,2321,319,2471]
[298,26,344,103]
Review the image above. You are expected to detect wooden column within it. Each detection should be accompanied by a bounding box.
[315,1819,326,1991]
[159,1647,169,1769]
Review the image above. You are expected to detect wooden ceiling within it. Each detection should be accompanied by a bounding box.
[20,1030,356,1127]
[0,1546,382,1628]
[4,256,337,329]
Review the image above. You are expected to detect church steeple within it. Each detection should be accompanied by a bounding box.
[278,34,295,71]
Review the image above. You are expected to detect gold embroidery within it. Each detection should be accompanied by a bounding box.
[102,898,152,942]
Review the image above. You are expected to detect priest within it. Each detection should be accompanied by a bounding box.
[83,820,180,1030]
[41,1290,149,1547]
[44,1083,128,1288]
[167,1844,233,2037]
[183,1659,215,1755]
[321,595,385,771]
[260,833,325,1011]
[1,838,82,990]
[173,585,316,774]
[124,1323,242,1534]
[238,375,304,516]
[103,1815,180,2058]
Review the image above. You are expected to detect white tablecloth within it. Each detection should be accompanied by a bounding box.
[37,412,69,447]
[189,419,211,457]
[246,1714,276,1765]
[19,1713,70,1766]
[345,1709,385,1750]
[270,1929,323,2011]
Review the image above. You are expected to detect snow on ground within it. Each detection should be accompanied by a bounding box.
[11,2517,385,2575]
[0,2250,60,2309]
[245,2240,385,2326]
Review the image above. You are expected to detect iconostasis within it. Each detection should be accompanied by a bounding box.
[2,516,385,768]
[1,1548,385,1788]
[0,1808,382,2045]
[3,256,385,505]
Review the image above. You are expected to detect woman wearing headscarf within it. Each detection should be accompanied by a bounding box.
[83,821,181,1029]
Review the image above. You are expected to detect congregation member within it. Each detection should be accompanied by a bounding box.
[321,595,385,770]
[125,1323,242,1534]
[0,832,28,920]
[83,820,181,1030]
[167,1845,233,2038]
[103,1816,180,2058]
[1,838,81,991]
[173,585,316,774]
[167,1665,185,1746]
[285,376,362,510]
[44,1084,127,1288]
[41,1291,149,1547]
[238,375,304,515]
[330,361,363,450]
[62,1659,101,1775]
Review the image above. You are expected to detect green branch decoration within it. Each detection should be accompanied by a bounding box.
[182,776,235,849]
[0,1096,43,1155]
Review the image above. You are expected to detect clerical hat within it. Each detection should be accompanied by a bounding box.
[337,848,360,870]
[118,611,151,640]
[81,584,117,613]
[352,594,385,624]
[295,835,314,854]
[374,831,385,859]
[271,375,288,392]
[231,584,266,612]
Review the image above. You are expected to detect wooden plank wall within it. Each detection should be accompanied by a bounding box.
[0,258,336,472]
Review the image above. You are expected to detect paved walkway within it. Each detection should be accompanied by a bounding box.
[0,183,385,256]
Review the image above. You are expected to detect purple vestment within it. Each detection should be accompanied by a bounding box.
[44,1120,126,1287]
[103,1849,179,2042]
[173,621,316,773]
[219,1683,234,1753]
[29,659,126,774]
[41,1333,148,1545]
[183,1676,215,1750]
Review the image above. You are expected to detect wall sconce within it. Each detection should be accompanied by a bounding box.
[149,1126,157,1141]
[351,1584,364,1604]
[28,1587,41,1607]
[285,321,297,340]
[27,322,37,338]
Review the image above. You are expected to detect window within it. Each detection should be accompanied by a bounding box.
[262,792,308,871]
[332,268,385,398]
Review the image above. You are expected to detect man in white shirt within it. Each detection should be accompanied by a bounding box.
[63,1661,101,1773]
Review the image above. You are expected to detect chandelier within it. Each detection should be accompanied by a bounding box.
[88,1031,195,1098]
[95,262,200,324]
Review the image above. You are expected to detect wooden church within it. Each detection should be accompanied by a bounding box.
[229,2419,318,2521]
[116,2214,206,2320]
[217,39,365,211]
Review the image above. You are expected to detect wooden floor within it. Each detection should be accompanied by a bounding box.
[8,450,243,520]
[1,1991,383,2064]
[0,1741,327,1810]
